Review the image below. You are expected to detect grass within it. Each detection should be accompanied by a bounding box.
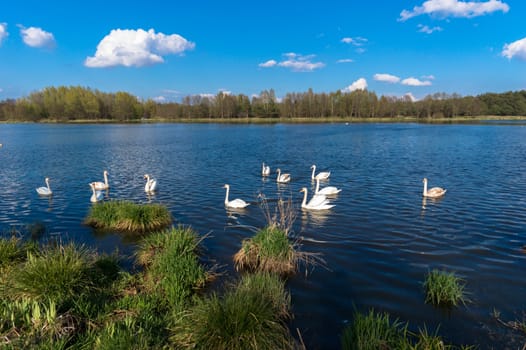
[170,272,295,350]
[234,225,297,275]
[341,309,408,350]
[84,200,172,234]
[234,195,323,275]
[136,226,209,309]
[423,269,468,307]
[341,310,475,350]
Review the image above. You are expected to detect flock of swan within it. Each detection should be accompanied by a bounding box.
[36,165,446,210]
[223,163,343,211]
[36,171,158,203]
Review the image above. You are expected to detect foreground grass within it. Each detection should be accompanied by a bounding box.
[84,200,172,234]
[171,272,295,350]
[423,269,468,307]
[341,309,475,350]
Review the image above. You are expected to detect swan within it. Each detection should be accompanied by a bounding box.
[223,184,250,208]
[262,163,270,176]
[89,182,104,203]
[300,187,334,210]
[311,165,330,180]
[276,168,291,183]
[422,178,446,198]
[315,178,341,196]
[36,177,52,196]
[144,174,158,193]
[92,170,109,190]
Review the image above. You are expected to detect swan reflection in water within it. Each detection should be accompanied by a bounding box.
[301,209,331,229]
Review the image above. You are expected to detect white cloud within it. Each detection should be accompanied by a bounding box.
[259,53,325,72]
[421,75,435,80]
[399,0,509,21]
[341,37,368,46]
[0,23,8,45]
[418,24,443,34]
[502,37,526,60]
[337,58,354,63]
[374,73,401,84]
[259,59,277,68]
[401,77,432,86]
[19,26,56,48]
[342,78,368,92]
[153,96,166,102]
[85,28,195,68]
[404,92,417,102]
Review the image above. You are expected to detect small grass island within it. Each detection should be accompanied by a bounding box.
[84,200,172,234]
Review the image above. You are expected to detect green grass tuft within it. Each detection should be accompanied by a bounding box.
[423,269,468,307]
[84,200,172,234]
[136,226,209,309]
[234,225,297,275]
[171,272,294,350]
[341,309,408,350]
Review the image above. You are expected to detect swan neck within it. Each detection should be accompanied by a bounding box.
[224,186,229,204]
[423,180,427,195]
[301,189,308,207]
[104,172,108,185]
[315,179,320,193]
[311,166,316,179]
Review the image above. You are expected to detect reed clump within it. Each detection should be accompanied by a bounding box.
[84,200,172,234]
[423,269,468,307]
[234,195,321,275]
[170,272,295,350]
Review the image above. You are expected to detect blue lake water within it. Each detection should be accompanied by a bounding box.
[1,122,525,348]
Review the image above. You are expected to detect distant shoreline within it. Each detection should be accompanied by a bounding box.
[1,115,526,124]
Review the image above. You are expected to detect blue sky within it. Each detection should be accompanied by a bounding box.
[0,0,525,102]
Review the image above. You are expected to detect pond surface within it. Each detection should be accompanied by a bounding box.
[1,122,525,349]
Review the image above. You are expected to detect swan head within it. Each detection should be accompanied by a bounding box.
[299,187,307,193]
[311,165,316,169]
[223,184,230,189]
[422,178,428,183]
[144,174,150,180]
[104,170,109,175]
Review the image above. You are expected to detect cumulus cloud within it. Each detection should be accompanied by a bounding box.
[342,78,368,92]
[374,73,401,83]
[502,37,526,60]
[399,0,510,21]
[19,26,56,48]
[258,59,277,68]
[401,77,433,86]
[341,37,368,46]
[85,28,195,68]
[0,23,7,45]
[418,24,443,34]
[259,53,325,72]
[404,92,417,102]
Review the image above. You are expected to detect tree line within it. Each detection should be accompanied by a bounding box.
[1,85,525,122]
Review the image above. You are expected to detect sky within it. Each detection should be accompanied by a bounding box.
[0,0,525,102]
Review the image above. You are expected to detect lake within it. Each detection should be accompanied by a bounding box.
[1,122,525,349]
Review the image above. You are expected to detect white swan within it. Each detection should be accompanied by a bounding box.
[89,182,104,203]
[144,174,158,193]
[262,163,270,176]
[300,187,334,210]
[223,184,250,208]
[422,178,446,198]
[36,177,52,196]
[315,178,341,196]
[92,170,109,190]
[276,168,291,183]
[311,164,330,180]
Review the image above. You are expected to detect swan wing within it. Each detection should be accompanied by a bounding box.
[36,187,52,196]
[318,186,341,195]
[227,199,250,208]
[308,193,329,207]
[315,171,331,180]
[426,187,446,197]
[92,181,108,190]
